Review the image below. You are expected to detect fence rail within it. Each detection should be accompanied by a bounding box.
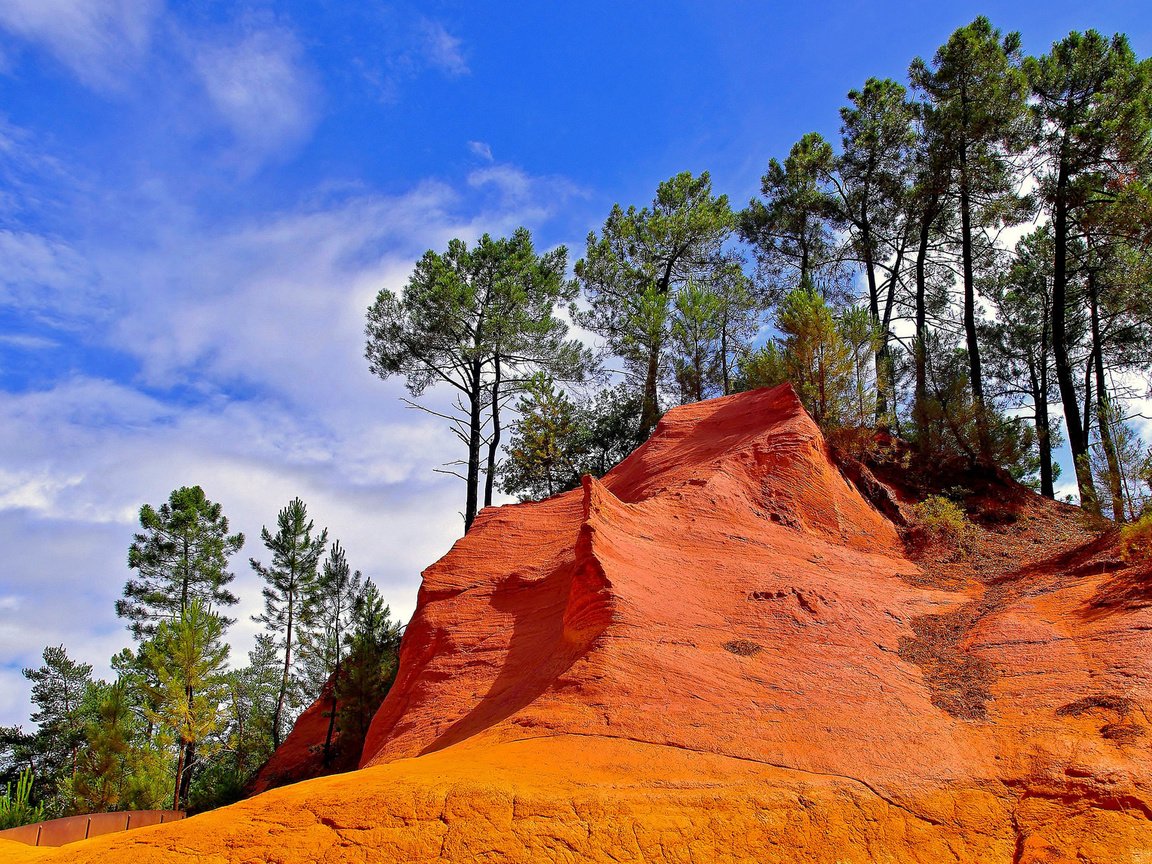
[0,809,185,847]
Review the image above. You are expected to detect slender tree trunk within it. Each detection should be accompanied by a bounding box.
[639,345,661,441]
[1029,357,1054,499]
[720,313,731,396]
[232,687,246,773]
[273,595,294,750]
[638,262,678,438]
[957,146,989,459]
[464,359,484,532]
[179,741,195,806]
[913,199,934,440]
[323,657,340,768]
[878,243,906,428]
[1083,358,1094,451]
[484,354,502,508]
[693,341,704,402]
[800,230,811,293]
[1089,272,1124,520]
[1051,161,1099,513]
[171,738,185,812]
[860,216,888,421]
[181,538,190,615]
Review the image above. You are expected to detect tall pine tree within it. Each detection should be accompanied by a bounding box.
[118,486,245,639]
[250,498,328,749]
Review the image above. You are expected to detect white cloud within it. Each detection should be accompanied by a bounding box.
[468,140,493,162]
[0,157,585,726]
[0,229,100,321]
[467,164,588,231]
[355,15,471,103]
[417,19,468,77]
[192,24,320,165]
[0,0,162,91]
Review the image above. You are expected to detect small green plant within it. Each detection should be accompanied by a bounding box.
[1119,512,1152,560]
[0,768,46,829]
[913,495,976,556]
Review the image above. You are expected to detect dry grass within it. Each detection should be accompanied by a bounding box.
[1120,513,1152,560]
[723,639,763,657]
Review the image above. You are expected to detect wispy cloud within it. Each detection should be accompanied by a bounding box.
[467,164,589,231]
[468,140,493,161]
[0,0,163,91]
[191,24,320,166]
[0,149,587,725]
[417,18,468,77]
[354,15,470,103]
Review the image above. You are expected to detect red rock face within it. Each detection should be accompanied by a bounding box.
[356,382,1152,860]
[246,678,357,796]
[8,383,1149,863]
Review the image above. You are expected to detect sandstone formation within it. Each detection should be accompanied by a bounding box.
[4,384,1149,863]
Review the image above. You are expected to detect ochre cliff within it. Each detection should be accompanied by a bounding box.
[4,384,1150,863]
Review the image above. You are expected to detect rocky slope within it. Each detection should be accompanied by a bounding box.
[4,383,1149,863]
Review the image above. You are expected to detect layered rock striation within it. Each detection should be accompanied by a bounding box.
[5,384,1150,863]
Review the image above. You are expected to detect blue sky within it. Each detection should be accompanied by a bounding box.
[0,0,1148,726]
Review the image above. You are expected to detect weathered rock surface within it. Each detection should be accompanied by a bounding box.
[6,384,1150,862]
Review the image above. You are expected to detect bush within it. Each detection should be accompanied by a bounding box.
[1120,512,1152,560]
[913,495,976,556]
[0,768,45,829]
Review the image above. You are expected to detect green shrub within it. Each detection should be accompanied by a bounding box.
[0,768,46,829]
[1120,512,1152,560]
[913,495,976,556]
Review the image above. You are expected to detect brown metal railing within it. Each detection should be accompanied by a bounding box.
[0,809,185,847]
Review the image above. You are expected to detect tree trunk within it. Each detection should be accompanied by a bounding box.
[1029,357,1054,499]
[957,146,989,460]
[180,537,190,615]
[1051,161,1099,513]
[860,214,888,422]
[638,346,661,442]
[693,342,704,403]
[720,312,731,396]
[484,355,502,508]
[178,740,195,807]
[913,198,934,441]
[273,596,293,750]
[322,659,340,768]
[1089,272,1124,520]
[879,242,906,429]
[464,358,484,532]
[171,739,185,812]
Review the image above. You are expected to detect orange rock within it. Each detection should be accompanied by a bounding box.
[9,384,1151,862]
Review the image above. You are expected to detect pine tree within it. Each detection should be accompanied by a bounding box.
[337,580,402,746]
[669,283,722,403]
[910,16,1032,460]
[985,227,1062,498]
[774,287,854,428]
[1025,30,1152,514]
[500,375,583,500]
[250,498,328,750]
[143,599,230,812]
[118,486,245,639]
[576,171,736,439]
[833,77,917,419]
[22,645,92,808]
[300,542,362,767]
[741,132,846,301]
[366,229,588,533]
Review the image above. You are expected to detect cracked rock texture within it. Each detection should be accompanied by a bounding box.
[4,384,1150,863]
